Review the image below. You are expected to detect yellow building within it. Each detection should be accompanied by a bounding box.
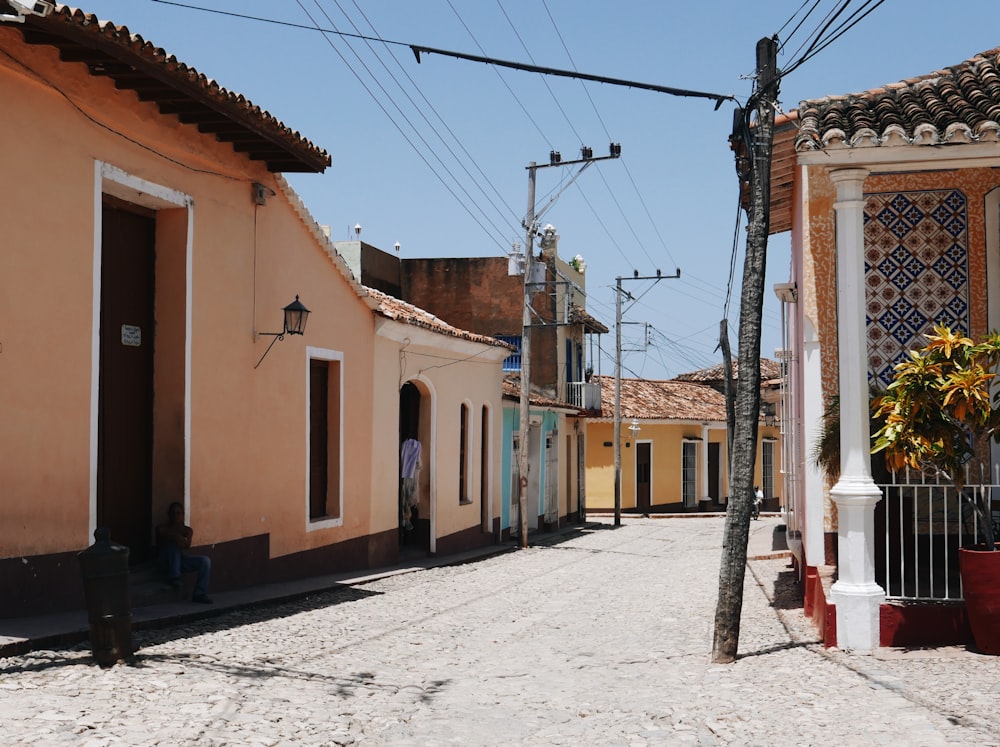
[585,364,782,513]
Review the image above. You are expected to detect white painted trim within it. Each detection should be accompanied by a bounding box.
[305,347,345,531]
[985,188,1000,473]
[88,162,102,540]
[700,422,710,502]
[184,200,193,511]
[633,438,653,508]
[90,162,193,543]
[480,401,494,533]
[801,318,826,568]
[797,142,1000,171]
[407,374,438,554]
[100,162,192,209]
[459,398,474,504]
[681,440,698,507]
[827,167,886,652]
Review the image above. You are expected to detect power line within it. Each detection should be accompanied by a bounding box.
[345,0,523,229]
[302,0,516,249]
[783,0,888,78]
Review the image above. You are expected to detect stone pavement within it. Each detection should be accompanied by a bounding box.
[0,516,997,746]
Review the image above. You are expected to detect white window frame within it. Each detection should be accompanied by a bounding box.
[306,347,344,530]
[459,399,473,504]
[762,438,776,501]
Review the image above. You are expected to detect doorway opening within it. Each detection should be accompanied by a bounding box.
[636,441,651,511]
[96,181,188,565]
[399,381,431,553]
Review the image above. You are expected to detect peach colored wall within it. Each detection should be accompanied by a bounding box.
[372,328,506,544]
[1,31,376,560]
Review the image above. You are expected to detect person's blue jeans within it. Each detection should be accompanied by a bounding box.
[159,542,211,598]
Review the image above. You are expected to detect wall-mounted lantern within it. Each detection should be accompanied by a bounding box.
[254,295,310,369]
[628,419,641,440]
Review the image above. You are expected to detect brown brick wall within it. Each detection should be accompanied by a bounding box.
[401,257,559,391]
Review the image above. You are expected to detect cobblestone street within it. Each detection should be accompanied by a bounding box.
[1,517,998,746]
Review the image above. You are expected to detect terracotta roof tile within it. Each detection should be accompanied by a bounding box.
[10,5,330,172]
[795,46,1000,151]
[568,304,609,334]
[502,374,582,411]
[367,287,514,350]
[594,376,727,422]
[672,358,781,384]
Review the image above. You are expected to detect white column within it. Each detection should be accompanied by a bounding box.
[828,167,885,653]
[801,321,825,569]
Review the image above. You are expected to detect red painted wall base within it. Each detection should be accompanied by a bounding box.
[880,601,972,648]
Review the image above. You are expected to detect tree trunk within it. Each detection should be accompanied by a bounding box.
[711,36,778,664]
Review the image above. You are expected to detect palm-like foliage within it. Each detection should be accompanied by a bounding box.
[872,324,1000,548]
[812,395,841,483]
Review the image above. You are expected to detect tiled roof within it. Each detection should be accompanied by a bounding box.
[367,287,514,350]
[502,375,581,412]
[594,376,728,422]
[672,358,781,384]
[568,304,609,334]
[7,4,330,172]
[795,46,1000,152]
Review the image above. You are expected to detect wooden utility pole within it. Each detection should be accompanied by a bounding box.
[711,36,779,664]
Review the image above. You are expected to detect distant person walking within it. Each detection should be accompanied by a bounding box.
[753,486,764,520]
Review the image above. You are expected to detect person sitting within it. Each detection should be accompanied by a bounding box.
[156,502,213,604]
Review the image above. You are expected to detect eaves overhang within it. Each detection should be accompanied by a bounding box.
[6,4,331,173]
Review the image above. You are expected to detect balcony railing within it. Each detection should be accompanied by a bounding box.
[877,470,1000,602]
[567,381,601,411]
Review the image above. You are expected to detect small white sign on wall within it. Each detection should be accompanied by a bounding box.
[121,324,142,347]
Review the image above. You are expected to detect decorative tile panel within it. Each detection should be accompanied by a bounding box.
[864,190,969,387]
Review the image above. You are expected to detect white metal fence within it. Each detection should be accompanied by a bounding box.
[877,470,1000,601]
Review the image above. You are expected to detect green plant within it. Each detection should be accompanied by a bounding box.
[872,324,999,549]
[811,390,889,485]
[812,395,842,483]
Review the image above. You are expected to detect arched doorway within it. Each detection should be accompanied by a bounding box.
[399,381,432,553]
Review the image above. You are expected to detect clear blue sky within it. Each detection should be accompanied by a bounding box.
[75,1,1000,379]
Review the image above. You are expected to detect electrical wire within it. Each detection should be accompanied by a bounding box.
[495,0,653,272]
[539,0,677,272]
[775,0,823,56]
[0,47,244,181]
[346,0,523,229]
[783,0,887,78]
[723,187,745,321]
[302,0,515,250]
[444,0,552,150]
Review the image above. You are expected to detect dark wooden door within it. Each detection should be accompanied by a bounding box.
[98,204,155,562]
[636,442,651,510]
[708,442,720,503]
[309,359,329,519]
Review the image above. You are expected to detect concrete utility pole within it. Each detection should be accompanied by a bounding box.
[517,163,537,548]
[711,36,779,664]
[613,270,680,526]
[517,147,621,548]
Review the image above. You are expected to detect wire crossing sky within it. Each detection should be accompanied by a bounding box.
[72,0,1000,379]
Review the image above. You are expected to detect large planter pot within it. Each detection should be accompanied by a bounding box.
[959,544,1000,655]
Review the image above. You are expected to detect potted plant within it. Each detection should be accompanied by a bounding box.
[872,325,1000,654]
